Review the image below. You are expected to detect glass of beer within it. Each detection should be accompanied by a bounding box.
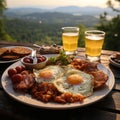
[85,30,105,62]
[62,27,79,55]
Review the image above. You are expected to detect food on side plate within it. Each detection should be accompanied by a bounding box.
[110,52,120,65]
[116,52,120,60]
[21,55,48,70]
[1,55,20,60]
[23,55,46,64]
[11,46,32,57]
[7,55,109,104]
[38,45,62,54]
[0,46,32,61]
[0,47,8,56]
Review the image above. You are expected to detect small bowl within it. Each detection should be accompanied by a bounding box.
[21,54,48,70]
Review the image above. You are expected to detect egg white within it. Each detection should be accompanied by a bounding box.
[53,67,94,97]
[33,65,65,83]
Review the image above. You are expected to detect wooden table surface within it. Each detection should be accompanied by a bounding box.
[0,43,120,120]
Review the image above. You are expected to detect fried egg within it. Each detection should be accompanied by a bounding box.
[53,67,94,97]
[33,65,65,83]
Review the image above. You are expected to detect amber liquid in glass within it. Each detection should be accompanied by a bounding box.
[85,36,104,57]
[62,33,79,52]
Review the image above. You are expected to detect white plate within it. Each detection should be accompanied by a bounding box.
[1,61,115,110]
[109,54,120,68]
[0,46,34,64]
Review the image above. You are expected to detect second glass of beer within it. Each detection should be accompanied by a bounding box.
[62,27,79,55]
[85,30,105,62]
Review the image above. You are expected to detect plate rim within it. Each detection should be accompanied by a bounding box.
[1,60,115,110]
[0,46,34,64]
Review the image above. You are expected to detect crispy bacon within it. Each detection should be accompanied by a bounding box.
[70,59,108,89]
[31,82,60,102]
[54,92,85,103]
[13,71,36,93]
[90,70,108,89]
[31,82,85,103]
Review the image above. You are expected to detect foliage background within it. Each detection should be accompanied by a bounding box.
[0,0,120,51]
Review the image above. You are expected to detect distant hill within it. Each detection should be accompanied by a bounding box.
[5,11,99,27]
[5,6,119,16]
[5,6,118,27]
[53,6,107,15]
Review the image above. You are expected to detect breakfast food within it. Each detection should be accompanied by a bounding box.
[7,54,109,104]
[33,65,65,83]
[70,59,108,89]
[8,65,35,92]
[53,67,94,97]
[1,55,20,60]
[11,46,32,57]
[116,52,120,60]
[31,82,85,103]
[23,55,46,64]
[0,47,8,56]
[0,46,32,61]
[110,52,120,65]
[39,45,61,54]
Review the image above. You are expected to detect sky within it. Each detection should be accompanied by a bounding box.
[6,0,110,8]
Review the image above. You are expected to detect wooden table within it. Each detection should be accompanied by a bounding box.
[0,43,120,120]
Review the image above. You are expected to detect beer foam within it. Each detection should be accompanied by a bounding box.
[63,33,78,36]
[86,35,103,40]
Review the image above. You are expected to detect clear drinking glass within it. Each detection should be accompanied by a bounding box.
[62,27,80,55]
[85,30,105,62]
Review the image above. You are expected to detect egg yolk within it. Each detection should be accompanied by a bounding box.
[39,70,53,79]
[67,74,83,85]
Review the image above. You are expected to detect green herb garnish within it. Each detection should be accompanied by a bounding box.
[47,50,74,65]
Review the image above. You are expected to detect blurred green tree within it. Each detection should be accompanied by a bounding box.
[78,24,86,47]
[96,0,120,51]
[0,0,13,41]
[107,0,120,12]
